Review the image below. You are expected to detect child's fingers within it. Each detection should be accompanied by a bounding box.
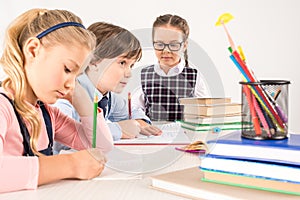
[122,131,137,139]
[140,125,162,136]
[139,128,152,136]
[87,148,107,164]
[150,126,163,135]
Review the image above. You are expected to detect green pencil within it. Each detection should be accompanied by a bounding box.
[92,94,98,148]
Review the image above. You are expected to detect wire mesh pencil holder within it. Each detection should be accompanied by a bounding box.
[240,80,290,140]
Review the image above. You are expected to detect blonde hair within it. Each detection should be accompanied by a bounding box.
[0,8,96,156]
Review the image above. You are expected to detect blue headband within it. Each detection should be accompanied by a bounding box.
[36,22,86,39]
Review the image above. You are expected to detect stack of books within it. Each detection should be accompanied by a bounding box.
[178,97,248,133]
[200,131,300,195]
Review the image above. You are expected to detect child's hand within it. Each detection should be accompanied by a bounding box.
[70,149,106,180]
[140,125,162,136]
[117,120,141,139]
[135,119,162,136]
[87,148,107,163]
[72,80,93,116]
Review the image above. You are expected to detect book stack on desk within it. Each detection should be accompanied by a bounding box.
[199,131,300,195]
[178,97,247,133]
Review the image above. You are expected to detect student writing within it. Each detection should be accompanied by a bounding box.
[0,9,113,193]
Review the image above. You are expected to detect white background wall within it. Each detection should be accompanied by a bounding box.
[0,0,299,132]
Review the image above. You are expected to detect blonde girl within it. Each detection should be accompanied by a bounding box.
[0,8,113,193]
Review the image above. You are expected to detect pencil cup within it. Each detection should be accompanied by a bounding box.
[240,80,290,140]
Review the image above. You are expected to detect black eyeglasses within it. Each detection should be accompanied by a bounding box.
[153,41,184,51]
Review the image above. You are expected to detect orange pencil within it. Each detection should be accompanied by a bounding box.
[252,94,270,137]
[243,85,261,135]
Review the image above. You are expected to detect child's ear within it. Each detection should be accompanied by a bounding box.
[89,63,99,72]
[88,59,104,71]
[23,37,41,60]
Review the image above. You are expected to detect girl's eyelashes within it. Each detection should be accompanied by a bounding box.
[64,65,80,75]
[64,66,72,73]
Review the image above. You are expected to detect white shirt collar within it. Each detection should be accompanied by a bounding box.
[153,58,185,77]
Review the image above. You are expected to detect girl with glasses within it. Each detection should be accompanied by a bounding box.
[132,14,210,121]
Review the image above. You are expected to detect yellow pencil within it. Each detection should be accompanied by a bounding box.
[238,45,246,62]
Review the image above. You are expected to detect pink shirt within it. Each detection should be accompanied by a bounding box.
[0,92,113,193]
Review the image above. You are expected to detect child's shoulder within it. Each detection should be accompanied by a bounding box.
[141,64,155,71]
[0,89,13,105]
[0,90,16,119]
[184,65,197,70]
[140,65,155,75]
[183,66,198,74]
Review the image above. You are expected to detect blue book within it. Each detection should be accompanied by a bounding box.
[200,160,300,196]
[200,155,300,185]
[205,131,300,165]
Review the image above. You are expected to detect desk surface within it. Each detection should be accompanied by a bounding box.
[1,130,300,200]
[1,147,200,200]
